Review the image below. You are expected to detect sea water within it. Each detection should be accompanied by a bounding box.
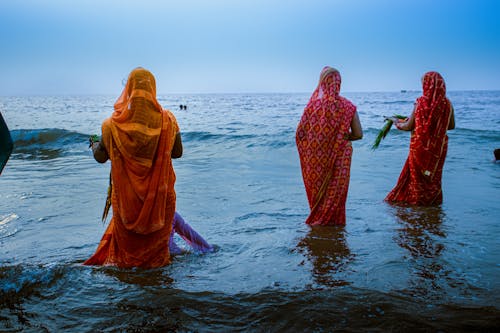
[0,91,499,331]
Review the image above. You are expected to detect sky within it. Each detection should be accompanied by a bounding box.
[0,0,499,95]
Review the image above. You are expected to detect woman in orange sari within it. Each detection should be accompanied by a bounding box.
[385,71,455,205]
[296,67,363,226]
[85,68,185,268]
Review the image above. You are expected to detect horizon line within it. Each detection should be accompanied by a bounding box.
[1,89,500,98]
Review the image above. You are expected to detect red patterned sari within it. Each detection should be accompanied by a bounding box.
[385,72,452,205]
[296,67,357,226]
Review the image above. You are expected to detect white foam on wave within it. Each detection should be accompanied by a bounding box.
[0,213,18,225]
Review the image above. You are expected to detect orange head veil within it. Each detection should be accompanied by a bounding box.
[109,67,163,168]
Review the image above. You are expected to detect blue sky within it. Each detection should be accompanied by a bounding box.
[0,0,499,95]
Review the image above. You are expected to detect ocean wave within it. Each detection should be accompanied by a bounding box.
[362,126,500,138]
[235,211,305,223]
[182,130,257,143]
[0,263,67,320]
[11,128,89,148]
[2,268,498,332]
[10,128,90,160]
[0,213,19,240]
[182,130,296,149]
[450,127,500,138]
[361,99,414,106]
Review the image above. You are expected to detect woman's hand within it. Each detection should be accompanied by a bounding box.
[348,111,363,141]
[92,141,109,163]
[384,116,402,124]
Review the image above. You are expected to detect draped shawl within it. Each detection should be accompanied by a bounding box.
[85,68,179,268]
[296,67,357,225]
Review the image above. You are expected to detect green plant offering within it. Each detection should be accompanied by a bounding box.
[88,134,101,148]
[371,114,406,150]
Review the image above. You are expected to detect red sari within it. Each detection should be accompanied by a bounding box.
[386,72,452,205]
[296,67,357,226]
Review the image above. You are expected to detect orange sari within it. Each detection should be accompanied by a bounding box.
[296,67,357,226]
[385,72,452,205]
[84,68,179,268]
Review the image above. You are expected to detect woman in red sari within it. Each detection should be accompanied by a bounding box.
[385,71,455,205]
[296,67,363,226]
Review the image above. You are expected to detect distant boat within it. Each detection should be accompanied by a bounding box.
[400,89,407,93]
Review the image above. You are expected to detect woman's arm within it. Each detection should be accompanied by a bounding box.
[348,111,363,141]
[395,105,416,131]
[171,132,183,158]
[92,141,109,163]
[448,104,455,130]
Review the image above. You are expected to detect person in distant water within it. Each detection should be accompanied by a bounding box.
[296,66,363,226]
[85,67,211,269]
[494,149,500,162]
[385,71,455,206]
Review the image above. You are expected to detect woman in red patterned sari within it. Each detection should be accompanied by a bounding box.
[296,67,363,226]
[385,71,455,205]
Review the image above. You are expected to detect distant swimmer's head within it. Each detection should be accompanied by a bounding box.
[494,148,500,162]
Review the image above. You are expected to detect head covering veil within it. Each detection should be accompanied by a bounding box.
[110,67,164,169]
